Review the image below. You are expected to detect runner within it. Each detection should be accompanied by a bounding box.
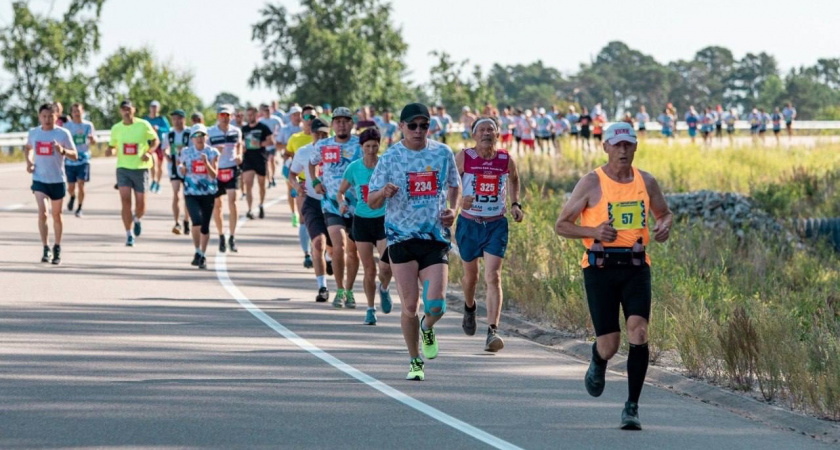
[107,100,159,247]
[715,105,724,142]
[191,111,204,125]
[535,108,554,154]
[368,102,460,381]
[782,102,797,139]
[579,107,593,152]
[277,105,303,227]
[592,109,606,143]
[290,118,333,302]
[428,107,443,142]
[499,108,515,151]
[554,122,673,430]
[725,108,738,144]
[144,100,171,194]
[162,109,191,235]
[701,107,715,145]
[308,107,362,309]
[460,106,477,142]
[259,104,284,188]
[517,109,536,153]
[240,107,275,220]
[657,108,674,140]
[553,111,571,154]
[321,104,333,123]
[437,106,452,145]
[456,116,524,352]
[748,108,761,143]
[771,107,784,144]
[381,108,400,147]
[685,106,699,144]
[232,108,245,128]
[286,105,318,267]
[26,103,78,264]
[336,128,393,325]
[635,106,649,138]
[566,106,581,150]
[63,103,95,218]
[208,105,243,253]
[53,101,69,127]
[178,124,220,270]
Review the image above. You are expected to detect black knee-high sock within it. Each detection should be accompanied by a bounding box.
[627,343,649,403]
[592,341,607,366]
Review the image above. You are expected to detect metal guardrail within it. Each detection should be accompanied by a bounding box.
[794,218,840,252]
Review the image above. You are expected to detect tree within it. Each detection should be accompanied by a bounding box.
[727,52,779,109]
[250,0,411,109]
[488,61,564,109]
[91,47,202,126]
[0,0,104,130]
[212,92,242,109]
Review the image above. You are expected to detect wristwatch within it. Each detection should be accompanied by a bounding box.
[512,202,522,209]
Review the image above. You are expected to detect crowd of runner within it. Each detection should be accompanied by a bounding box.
[24,96,678,430]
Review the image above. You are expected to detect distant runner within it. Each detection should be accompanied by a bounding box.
[63,103,96,218]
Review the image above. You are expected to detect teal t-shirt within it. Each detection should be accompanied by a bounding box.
[343,159,385,219]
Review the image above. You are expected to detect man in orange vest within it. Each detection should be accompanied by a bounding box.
[554,122,673,430]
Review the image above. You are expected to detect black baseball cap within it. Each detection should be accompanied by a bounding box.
[400,103,430,123]
[311,118,331,134]
[170,109,186,117]
[119,100,134,109]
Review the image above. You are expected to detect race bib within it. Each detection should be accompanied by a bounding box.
[124,143,138,155]
[315,164,324,178]
[475,174,499,196]
[321,145,340,163]
[608,200,646,230]
[218,168,233,182]
[192,160,207,175]
[408,171,438,197]
[73,134,86,145]
[361,184,370,203]
[35,141,53,156]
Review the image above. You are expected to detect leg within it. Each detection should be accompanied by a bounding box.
[67,182,76,204]
[134,191,146,220]
[257,175,266,205]
[418,263,448,329]
[34,192,49,246]
[119,187,133,232]
[376,239,392,289]
[327,225,347,290]
[213,197,224,235]
[357,241,377,308]
[199,196,215,253]
[227,190,238,236]
[171,180,182,223]
[50,199,64,244]
[243,170,255,211]
[392,261,421,358]
[286,179,296,214]
[461,258,480,308]
[483,253,504,327]
[154,153,163,184]
[345,237,360,293]
[312,234,327,276]
[76,180,85,209]
[626,315,650,404]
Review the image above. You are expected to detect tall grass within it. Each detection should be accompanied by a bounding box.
[450,142,840,419]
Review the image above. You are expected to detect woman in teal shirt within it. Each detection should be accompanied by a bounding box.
[337,128,393,325]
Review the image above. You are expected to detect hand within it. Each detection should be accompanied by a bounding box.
[314,183,326,195]
[340,204,349,215]
[511,204,524,222]
[106,147,115,157]
[235,154,243,164]
[53,140,65,155]
[201,152,209,162]
[383,183,399,198]
[26,162,35,174]
[440,208,456,227]
[297,185,306,196]
[653,220,671,243]
[140,152,150,162]
[461,195,475,210]
[592,219,618,242]
[214,145,225,152]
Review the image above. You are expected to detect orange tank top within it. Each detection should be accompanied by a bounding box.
[580,166,651,268]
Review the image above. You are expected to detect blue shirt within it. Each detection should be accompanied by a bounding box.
[179,146,220,196]
[368,140,460,246]
[144,116,170,144]
[343,159,385,219]
[62,120,95,166]
[309,135,362,216]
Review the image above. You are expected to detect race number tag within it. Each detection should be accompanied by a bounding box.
[408,171,438,197]
[218,168,233,182]
[192,160,207,175]
[361,184,370,203]
[35,141,53,156]
[608,200,645,230]
[73,134,86,145]
[315,164,324,178]
[321,145,340,163]
[475,174,499,196]
[123,143,138,155]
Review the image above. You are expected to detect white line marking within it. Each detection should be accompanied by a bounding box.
[215,195,524,450]
[0,203,25,212]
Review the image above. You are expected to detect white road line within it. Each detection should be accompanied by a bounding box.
[0,203,26,212]
[215,195,524,450]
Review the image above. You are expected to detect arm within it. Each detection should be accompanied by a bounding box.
[507,156,523,222]
[88,124,97,145]
[205,153,219,179]
[24,141,34,173]
[56,140,79,161]
[337,179,351,214]
[554,172,615,242]
[642,171,673,243]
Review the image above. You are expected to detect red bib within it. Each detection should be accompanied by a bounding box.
[124,143,138,155]
[408,171,438,197]
[192,160,207,175]
[475,174,499,196]
[361,184,370,202]
[35,141,53,156]
[321,145,340,163]
[218,168,233,182]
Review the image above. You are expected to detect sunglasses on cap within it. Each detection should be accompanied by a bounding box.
[303,114,316,120]
[406,122,430,131]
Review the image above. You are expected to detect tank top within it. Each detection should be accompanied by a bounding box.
[461,148,509,218]
[580,166,651,268]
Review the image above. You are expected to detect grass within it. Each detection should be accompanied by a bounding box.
[449,139,840,420]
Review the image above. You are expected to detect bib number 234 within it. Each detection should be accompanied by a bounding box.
[408,171,438,197]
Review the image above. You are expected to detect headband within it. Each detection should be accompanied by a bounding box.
[471,118,498,134]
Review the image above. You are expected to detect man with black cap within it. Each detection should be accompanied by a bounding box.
[308,107,362,309]
[290,117,333,302]
[240,106,275,219]
[162,109,191,235]
[209,104,243,253]
[367,102,461,381]
[107,100,159,247]
[555,122,673,430]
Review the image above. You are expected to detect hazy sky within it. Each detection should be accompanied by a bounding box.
[3,0,839,106]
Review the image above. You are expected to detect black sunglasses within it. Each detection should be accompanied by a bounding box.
[407,122,430,131]
[303,114,316,120]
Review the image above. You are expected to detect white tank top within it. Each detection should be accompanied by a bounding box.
[461,148,510,217]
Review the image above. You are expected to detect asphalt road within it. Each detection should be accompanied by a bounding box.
[0,159,834,449]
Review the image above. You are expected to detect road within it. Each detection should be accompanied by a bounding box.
[0,159,834,449]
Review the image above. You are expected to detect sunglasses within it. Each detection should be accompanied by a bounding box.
[406,122,430,131]
[303,114,316,120]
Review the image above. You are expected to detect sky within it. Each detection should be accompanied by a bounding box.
[2,0,839,107]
